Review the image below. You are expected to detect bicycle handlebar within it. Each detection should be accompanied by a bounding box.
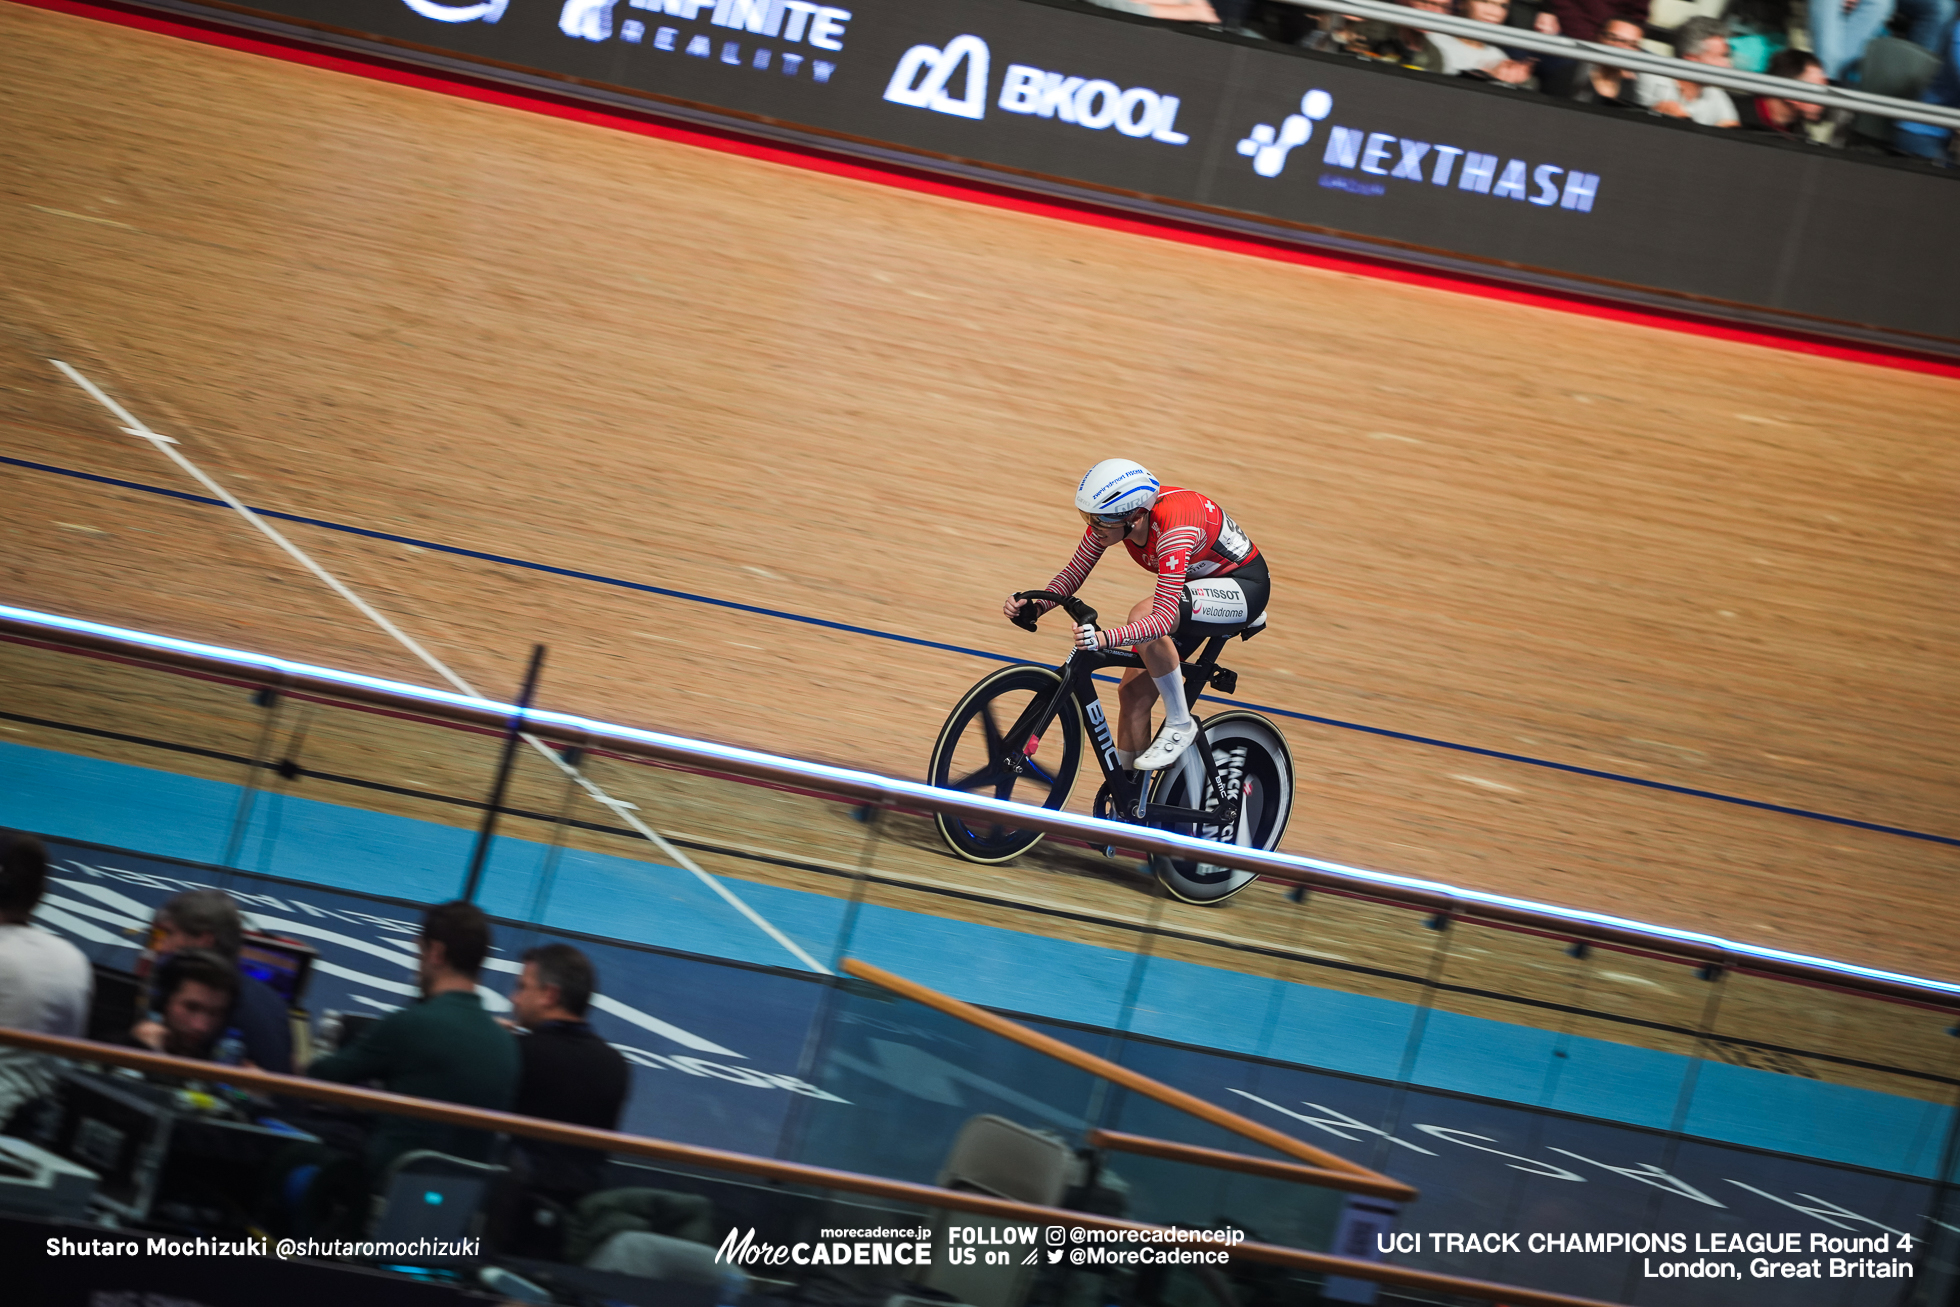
[1010,590,1099,633]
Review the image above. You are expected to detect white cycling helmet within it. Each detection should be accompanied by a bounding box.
[1075,459,1159,526]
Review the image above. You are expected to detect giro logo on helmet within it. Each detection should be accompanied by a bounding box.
[1076,458,1160,521]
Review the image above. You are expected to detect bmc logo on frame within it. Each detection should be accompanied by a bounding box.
[883,35,1191,144]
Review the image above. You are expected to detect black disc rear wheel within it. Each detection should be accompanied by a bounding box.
[1147,710,1295,905]
[929,664,1084,863]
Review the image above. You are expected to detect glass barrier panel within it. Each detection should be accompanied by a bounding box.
[1410,919,1592,1112]
[1133,885,1450,1093]
[780,974,1106,1186]
[1691,970,1960,1178]
[0,636,277,870]
[223,687,510,905]
[519,744,872,970]
[1534,945,1724,1131]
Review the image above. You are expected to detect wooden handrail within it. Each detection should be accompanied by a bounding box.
[0,1027,1615,1307]
[841,959,1398,1188]
[1086,1129,1414,1200]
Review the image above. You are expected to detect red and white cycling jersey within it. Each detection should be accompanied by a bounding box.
[1044,487,1260,647]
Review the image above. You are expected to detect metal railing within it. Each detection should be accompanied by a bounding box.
[844,959,1416,1200]
[1260,0,1960,129]
[4,600,1958,1011]
[0,1023,1616,1306]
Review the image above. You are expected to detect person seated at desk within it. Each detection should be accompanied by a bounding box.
[136,949,241,1061]
[139,889,292,1073]
[309,900,517,1177]
[508,943,629,1204]
[0,830,91,1128]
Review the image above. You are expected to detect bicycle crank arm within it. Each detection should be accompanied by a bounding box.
[1142,800,1242,827]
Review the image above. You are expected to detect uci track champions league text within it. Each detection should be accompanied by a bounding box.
[1374,1230,1919,1283]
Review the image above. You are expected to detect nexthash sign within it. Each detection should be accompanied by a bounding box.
[1237,89,1602,211]
[216,0,1955,351]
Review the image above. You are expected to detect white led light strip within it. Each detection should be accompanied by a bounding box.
[5,598,1955,1005]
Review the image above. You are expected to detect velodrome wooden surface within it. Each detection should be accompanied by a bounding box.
[1,1,1955,1001]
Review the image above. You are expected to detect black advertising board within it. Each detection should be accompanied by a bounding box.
[106,0,1960,345]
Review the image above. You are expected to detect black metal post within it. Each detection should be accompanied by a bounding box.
[461,643,545,904]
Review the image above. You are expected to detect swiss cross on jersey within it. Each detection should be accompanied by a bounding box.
[1125,487,1258,579]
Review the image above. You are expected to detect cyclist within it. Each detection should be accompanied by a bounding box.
[1004,459,1268,773]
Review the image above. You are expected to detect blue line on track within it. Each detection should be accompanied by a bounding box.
[10,452,1955,850]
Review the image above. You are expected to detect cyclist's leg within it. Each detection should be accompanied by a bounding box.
[1134,562,1270,770]
[1114,595,1182,764]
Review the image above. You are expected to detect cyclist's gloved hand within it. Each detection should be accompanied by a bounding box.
[1073,622,1102,652]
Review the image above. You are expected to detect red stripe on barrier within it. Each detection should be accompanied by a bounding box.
[16,0,1960,379]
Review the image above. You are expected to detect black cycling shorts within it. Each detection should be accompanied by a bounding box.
[1173,554,1270,656]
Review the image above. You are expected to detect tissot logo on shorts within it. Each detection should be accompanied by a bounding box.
[884,35,1190,144]
[400,0,509,21]
[1239,89,1601,212]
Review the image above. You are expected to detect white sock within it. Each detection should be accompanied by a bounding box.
[1151,671,1193,732]
[1115,749,1138,772]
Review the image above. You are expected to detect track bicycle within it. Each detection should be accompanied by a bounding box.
[926,591,1294,904]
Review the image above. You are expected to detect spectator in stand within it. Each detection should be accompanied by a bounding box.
[0,831,91,1127]
[1502,0,1584,93]
[1739,48,1852,141]
[1543,0,1648,41]
[139,889,292,1073]
[1635,16,1742,123]
[1846,19,1943,143]
[1083,0,1221,23]
[310,900,517,1176]
[507,943,630,1206]
[1899,0,1958,56]
[1895,16,1959,159]
[1308,2,1444,69]
[1571,16,1651,103]
[1812,0,1894,79]
[137,949,241,1061]
[1722,0,1795,71]
[1429,0,1540,82]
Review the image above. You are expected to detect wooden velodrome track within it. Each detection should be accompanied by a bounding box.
[1,0,1955,1060]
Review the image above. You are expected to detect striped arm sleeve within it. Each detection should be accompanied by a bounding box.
[1098,527,1200,647]
[1040,530,1107,610]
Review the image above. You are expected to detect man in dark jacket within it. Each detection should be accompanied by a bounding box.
[507,943,630,1203]
[143,889,292,1072]
[310,901,517,1177]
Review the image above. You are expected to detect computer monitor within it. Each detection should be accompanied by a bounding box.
[86,964,143,1043]
[51,1071,173,1220]
[236,933,316,1008]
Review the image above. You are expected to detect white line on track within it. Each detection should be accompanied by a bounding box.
[52,358,831,976]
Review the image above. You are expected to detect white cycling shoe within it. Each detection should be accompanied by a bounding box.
[1135,720,1197,771]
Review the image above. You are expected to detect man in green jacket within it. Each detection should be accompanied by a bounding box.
[311,900,518,1178]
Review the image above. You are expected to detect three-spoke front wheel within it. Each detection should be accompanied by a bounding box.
[929,664,1084,863]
